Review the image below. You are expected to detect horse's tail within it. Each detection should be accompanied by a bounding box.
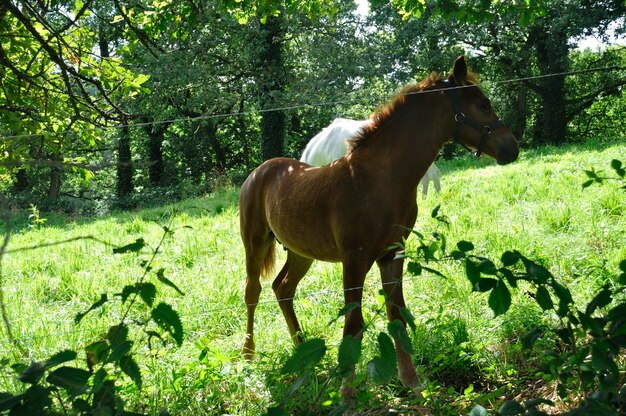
[260,236,276,279]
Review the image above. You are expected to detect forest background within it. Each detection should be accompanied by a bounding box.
[0,0,624,211]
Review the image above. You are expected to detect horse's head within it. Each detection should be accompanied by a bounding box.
[445,56,519,165]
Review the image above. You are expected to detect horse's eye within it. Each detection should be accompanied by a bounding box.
[480,100,492,112]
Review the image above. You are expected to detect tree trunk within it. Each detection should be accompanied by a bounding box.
[257,15,286,160]
[12,169,29,192]
[47,153,62,200]
[145,124,166,186]
[117,125,133,198]
[531,25,569,146]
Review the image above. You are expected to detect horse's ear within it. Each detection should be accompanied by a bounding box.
[451,56,468,84]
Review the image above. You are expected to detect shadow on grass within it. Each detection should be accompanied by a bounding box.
[2,187,239,235]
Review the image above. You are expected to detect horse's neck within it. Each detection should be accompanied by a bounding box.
[351,102,449,190]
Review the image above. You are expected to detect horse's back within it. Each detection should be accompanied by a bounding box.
[301,118,368,166]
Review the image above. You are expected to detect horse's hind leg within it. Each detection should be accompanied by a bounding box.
[242,236,274,360]
[272,250,313,344]
[377,256,421,392]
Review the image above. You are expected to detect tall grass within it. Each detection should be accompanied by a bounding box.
[0,140,623,414]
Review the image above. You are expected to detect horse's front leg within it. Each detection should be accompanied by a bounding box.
[339,258,371,401]
[377,255,421,392]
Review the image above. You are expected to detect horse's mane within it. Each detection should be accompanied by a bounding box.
[349,71,479,150]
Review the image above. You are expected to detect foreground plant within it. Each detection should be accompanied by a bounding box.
[0,216,185,415]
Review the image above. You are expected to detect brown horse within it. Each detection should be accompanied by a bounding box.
[239,56,519,397]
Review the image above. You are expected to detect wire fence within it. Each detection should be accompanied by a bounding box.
[0,64,624,144]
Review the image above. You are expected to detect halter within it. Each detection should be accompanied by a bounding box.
[443,79,503,158]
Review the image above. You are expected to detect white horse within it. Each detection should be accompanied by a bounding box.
[300,118,441,195]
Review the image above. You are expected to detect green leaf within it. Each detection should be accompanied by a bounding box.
[521,258,552,284]
[139,282,157,307]
[591,342,619,378]
[44,350,77,370]
[151,303,184,347]
[265,407,288,416]
[488,281,511,316]
[18,361,45,385]
[387,320,412,354]
[156,269,185,296]
[407,261,422,276]
[367,356,396,384]
[498,399,525,415]
[330,302,360,325]
[107,324,129,345]
[582,179,594,189]
[400,307,416,332]
[477,258,497,275]
[85,341,108,370]
[586,287,612,316]
[474,277,497,293]
[501,251,520,267]
[550,280,573,307]
[457,240,474,252]
[338,336,362,375]
[535,286,554,311]
[75,293,108,323]
[470,405,488,416]
[46,366,90,394]
[119,356,142,389]
[466,259,480,286]
[281,338,326,374]
[113,238,145,254]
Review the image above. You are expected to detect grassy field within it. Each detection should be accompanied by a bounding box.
[0,140,624,415]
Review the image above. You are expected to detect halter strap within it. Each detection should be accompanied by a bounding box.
[443,79,502,158]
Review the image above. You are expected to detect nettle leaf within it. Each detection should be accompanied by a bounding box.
[498,399,525,415]
[119,356,142,389]
[139,283,157,307]
[107,324,129,345]
[113,238,145,254]
[501,251,520,267]
[457,240,474,252]
[367,333,397,384]
[387,320,412,355]
[407,261,422,276]
[46,366,90,394]
[75,293,108,324]
[399,307,416,332]
[338,336,362,375]
[85,341,109,371]
[550,279,573,307]
[474,277,498,293]
[281,338,326,374]
[466,259,481,286]
[329,302,359,326]
[44,350,77,370]
[18,361,46,385]
[156,269,185,296]
[488,281,511,316]
[470,405,488,416]
[586,287,612,316]
[611,159,625,177]
[367,356,396,384]
[591,342,619,378]
[535,286,554,311]
[477,258,498,275]
[521,258,552,284]
[151,303,184,347]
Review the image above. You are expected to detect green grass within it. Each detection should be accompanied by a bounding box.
[0,140,624,415]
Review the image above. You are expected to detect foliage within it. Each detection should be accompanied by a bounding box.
[0,217,185,415]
